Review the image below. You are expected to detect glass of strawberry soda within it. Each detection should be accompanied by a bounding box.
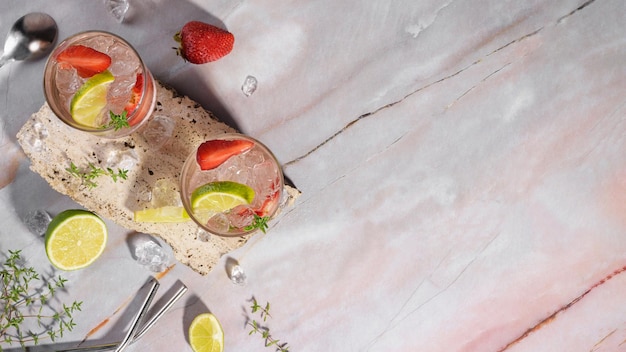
[180,134,284,237]
[43,31,156,138]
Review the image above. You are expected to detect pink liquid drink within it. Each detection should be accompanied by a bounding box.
[43,31,156,138]
[180,134,284,237]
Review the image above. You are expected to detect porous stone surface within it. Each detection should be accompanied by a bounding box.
[17,81,298,275]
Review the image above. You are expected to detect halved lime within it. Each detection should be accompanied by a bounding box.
[70,70,114,127]
[191,181,255,213]
[134,206,190,223]
[189,313,224,352]
[45,209,108,271]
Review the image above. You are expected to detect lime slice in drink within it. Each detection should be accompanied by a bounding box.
[134,206,190,223]
[191,181,255,213]
[45,209,108,271]
[70,70,114,127]
[189,313,224,352]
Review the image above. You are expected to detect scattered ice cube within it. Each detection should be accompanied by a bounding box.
[196,228,211,242]
[26,135,43,152]
[24,210,52,236]
[229,264,247,285]
[134,184,152,202]
[225,257,247,285]
[23,121,49,153]
[96,144,139,171]
[133,236,170,272]
[151,179,180,207]
[241,75,258,97]
[141,115,176,150]
[104,0,130,23]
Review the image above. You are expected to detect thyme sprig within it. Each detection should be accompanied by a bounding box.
[66,162,128,189]
[0,250,82,349]
[246,297,289,352]
[102,110,130,131]
[244,215,270,233]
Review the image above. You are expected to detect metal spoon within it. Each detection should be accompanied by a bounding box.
[0,12,58,69]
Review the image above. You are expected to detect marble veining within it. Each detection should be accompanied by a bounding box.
[0,0,625,351]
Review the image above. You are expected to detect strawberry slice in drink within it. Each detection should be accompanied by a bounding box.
[124,73,144,126]
[254,188,280,217]
[56,45,112,78]
[196,139,254,171]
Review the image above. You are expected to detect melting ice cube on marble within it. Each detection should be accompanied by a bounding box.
[229,265,247,285]
[241,75,258,97]
[225,257,247,285]
[104,0,130,22]
[132,235,170,273]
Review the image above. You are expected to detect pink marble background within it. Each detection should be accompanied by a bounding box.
[1,0,625,351]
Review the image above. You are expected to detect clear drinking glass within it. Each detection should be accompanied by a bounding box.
[43,31,156,138]
[180,134,284,237]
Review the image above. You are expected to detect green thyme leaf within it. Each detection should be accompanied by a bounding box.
[244,215,270,233]
[0,250,82,347]
[65,162,128,188]
[103,110,130,131]
[246,297,289,352]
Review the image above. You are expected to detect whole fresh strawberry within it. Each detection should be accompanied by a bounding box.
[174,21,234,64]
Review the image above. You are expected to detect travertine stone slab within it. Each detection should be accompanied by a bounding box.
[16,81,298,275]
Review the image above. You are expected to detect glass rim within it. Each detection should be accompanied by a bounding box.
[180,133,285,237]
[42,30,155,137]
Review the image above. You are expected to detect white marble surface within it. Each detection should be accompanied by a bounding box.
[1,0,626,351]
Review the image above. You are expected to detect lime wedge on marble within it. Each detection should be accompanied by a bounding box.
[45,209,108,271]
